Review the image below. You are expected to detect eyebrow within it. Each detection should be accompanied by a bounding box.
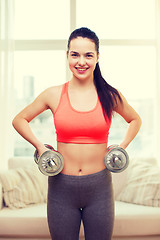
[70,51,95,55]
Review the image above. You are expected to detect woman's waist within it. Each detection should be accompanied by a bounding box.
[57,142,107,161]
[57,142,107,175]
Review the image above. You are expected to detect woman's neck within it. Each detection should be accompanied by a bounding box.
[70,76,95,90]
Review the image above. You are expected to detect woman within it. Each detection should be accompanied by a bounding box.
[12,27,142,240]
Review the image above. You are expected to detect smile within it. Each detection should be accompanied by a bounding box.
[75,67,89,73]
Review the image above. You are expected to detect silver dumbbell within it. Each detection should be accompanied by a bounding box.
[104,145,129,173]
[34,144,64,176]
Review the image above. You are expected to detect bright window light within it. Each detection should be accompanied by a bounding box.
[99,46,156,99]
[15,0,70,39]
[14,51,66,99]
[76,0,155,39]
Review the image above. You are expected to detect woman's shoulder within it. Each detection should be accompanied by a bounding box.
[42,83,65,112]
[45,83,64,94]
[41,83,65,100]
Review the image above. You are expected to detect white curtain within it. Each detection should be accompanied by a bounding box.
[0,0,14,169]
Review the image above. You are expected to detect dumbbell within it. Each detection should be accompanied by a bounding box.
[104,145,129,173]
[34,144,64,176]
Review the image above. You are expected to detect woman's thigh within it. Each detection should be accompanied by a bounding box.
[47,175,82,240]
[47,201,82,240]
[81,169,114,240]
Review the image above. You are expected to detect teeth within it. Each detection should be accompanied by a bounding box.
[77,68,87,71]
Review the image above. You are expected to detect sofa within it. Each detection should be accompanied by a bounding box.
[0,156,160,240]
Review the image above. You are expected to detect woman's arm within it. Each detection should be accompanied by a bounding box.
[12,89,51,155]
[114,92,142,149]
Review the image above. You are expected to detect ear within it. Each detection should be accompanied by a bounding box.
[96,53,99,63]
[66,51,69,60]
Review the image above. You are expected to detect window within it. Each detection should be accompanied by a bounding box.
[13,0,159,159]
[14,51,66,155]
[76,0,155,39]
[15,0,70,39]
[99,46,156,157]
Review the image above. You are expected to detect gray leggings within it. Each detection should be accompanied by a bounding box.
[47,169,114,240]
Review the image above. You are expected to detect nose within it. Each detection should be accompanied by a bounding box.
[78,56,86,66]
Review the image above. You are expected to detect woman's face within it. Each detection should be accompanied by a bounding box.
[67,37,99,81]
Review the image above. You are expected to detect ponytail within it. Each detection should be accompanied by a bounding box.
[94,63,122,120]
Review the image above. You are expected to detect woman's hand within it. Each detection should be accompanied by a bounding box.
[37,145,51,158]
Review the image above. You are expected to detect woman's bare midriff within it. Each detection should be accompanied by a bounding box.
[57,142,107,176]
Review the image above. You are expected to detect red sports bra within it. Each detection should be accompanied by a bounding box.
[53,82,111,144]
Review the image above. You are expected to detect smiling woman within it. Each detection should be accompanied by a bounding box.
[12,27,141,240]
[0,2,158,238]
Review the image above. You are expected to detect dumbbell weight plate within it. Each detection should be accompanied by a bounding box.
[104,146,129,173]
[34,144,54,164]
[38,150,64,176]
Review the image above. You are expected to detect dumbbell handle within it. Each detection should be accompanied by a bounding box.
[112,155,122,167]
[46,158,56,167]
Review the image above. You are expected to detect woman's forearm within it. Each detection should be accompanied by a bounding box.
[119,117,142,149]
[12,116,44,150]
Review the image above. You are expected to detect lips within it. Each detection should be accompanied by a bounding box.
[75,67,89,74]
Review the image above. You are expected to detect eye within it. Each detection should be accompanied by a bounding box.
[71,53,79,57]
[86,54,93,58]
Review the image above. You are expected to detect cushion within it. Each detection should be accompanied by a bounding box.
[0,166,48,209]
[116,158,160,207]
